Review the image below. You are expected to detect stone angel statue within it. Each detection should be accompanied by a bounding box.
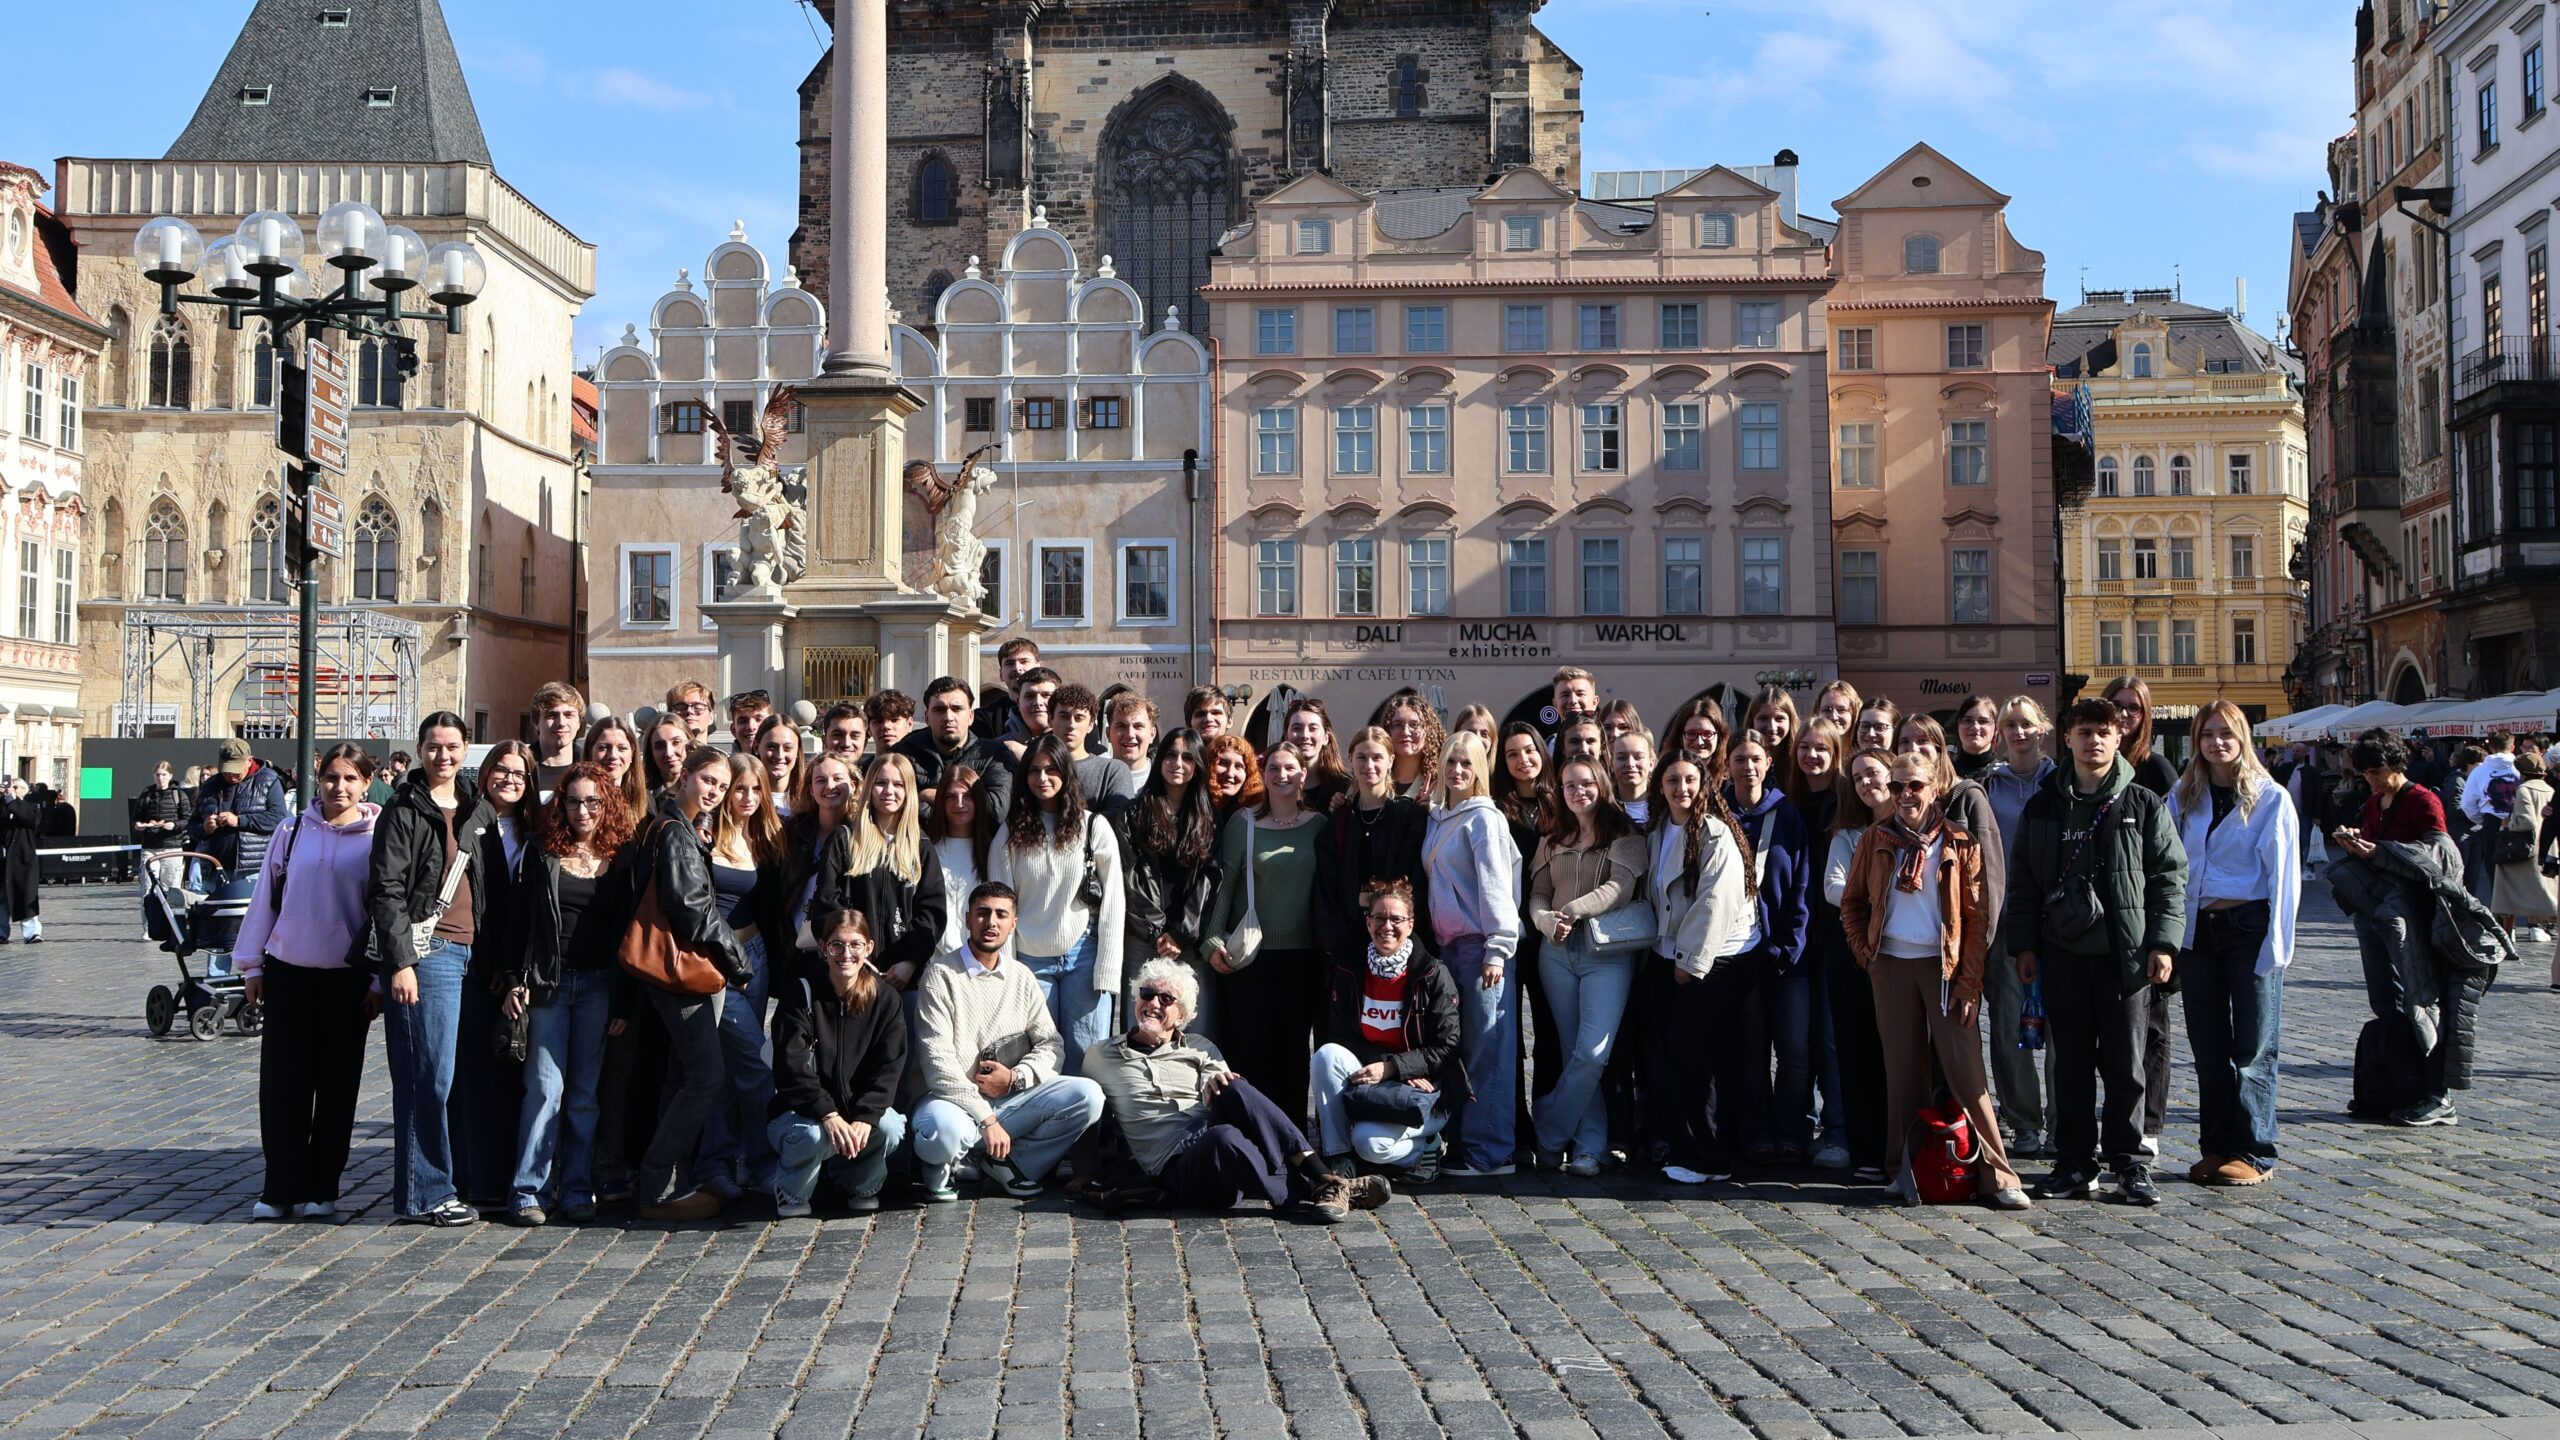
[903,442,1000,611]
[705,385,806,595]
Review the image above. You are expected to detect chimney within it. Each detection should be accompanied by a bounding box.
[1771,148,1800,230]
[2234,276,2248,323]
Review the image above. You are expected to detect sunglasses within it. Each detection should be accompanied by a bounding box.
[728,689,770,706]
[1136,986,1179,1006]
[1887,780,1930,794]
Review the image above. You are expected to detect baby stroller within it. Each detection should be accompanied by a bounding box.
[143,853,263,1041]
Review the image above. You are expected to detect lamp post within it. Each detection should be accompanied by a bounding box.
[136,204,484,792]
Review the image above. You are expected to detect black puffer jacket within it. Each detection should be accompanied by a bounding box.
[768,972,908,1126]
[645,816,753,989]
[1323,946,1468,1098]
[366,772,494,973]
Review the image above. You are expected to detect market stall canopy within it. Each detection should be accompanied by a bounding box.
[2407,688,2560,739]
[2258,704,2348,742]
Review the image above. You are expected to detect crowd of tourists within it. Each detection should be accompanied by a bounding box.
[215,643,2510,1229]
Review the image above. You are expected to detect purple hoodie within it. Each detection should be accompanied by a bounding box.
[233,800,382,977]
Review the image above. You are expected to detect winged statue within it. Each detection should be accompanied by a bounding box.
[705,385,806,595]
[903,441,1000,611]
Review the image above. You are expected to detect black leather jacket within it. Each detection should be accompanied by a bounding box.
[366,772,494,973]
[1116,810,1223,959]
[648,816,753,989]
[502,843,642,1003]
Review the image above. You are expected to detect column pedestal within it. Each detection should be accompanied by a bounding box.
[705,595,794,705]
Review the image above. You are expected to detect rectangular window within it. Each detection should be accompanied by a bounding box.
[1579,403,1622,471]
[1945,323,1986,369]
[2172,618,2198,665]
[1580,536,1624,615]
[1739,401,1781,471]
[51,548,71,644]
[1661,403,1703,471]
[1405,404,1448,473]
[1740,536,1783,614]
[2170,535,2196,580]
[2533,246,2551,341]
[1663,536,1705,615]
[1835,327,1874,371]
[17,541,37,638]
[1737,301,1779,349]
[1659,302,1701,350]
[20,364,43,446]
[2232,616,2258,664]
[2420,369,2443,458]
[1036,543,1088,624]
[1121,542,1172,623]
[2135,619,2161,666]
[1950,548,1991,624]
[2230,534,2256,578]
[1838,548,1878,625]
[2226,452,2254,494]
[1504,537,1548,615]
[1948,419,1988,485]
[1407,536,1450,616]
[1084,395,1123,429]
[1255,539,1298,616]
[1504,216,1542,251]
[2481,78,2500,153]
[1505,404,1548,473]
[1296,219,1333,255]
[1256,307,1297,355]
[659,401,704,434]
[721,399,755,436]
[965,396,996,431]
[625,548,673,625]
[1333,307,1375,354]
[2518,420,2560,530]
[1577,303,1621,350]
[1504,304,1546,352]
[1333,405,1377,475]
[1838,423,1878,488]
[980,543,1007,624]
[1334,538,1378,617]
[1697,212,1736,248]
[2098,620,2125,667]
[2469,428,2495,538]
[1254,406,1297,474]
[1022,397,1058,430]
[57,374,79,451]
[2485,270,2505,349]
[2097,538,2122,581]
[1405,306,1448,353]
[2531,44,2547,117]
[2133,538,2159,579]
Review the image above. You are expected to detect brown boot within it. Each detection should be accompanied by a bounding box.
[1344,1174,1394,1212]
[639,1188,723,1222]
[2209,1157,2271,1186]
[2187,1155,2226,1185]
[1308,1175,1351,1224]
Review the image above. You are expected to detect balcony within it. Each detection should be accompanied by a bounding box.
[2453,337,2560,420]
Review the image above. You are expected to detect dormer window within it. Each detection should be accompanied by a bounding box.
[240,85,272,106]
[318,7,350,24]
[366,87,398,108]
[1295,219,1333,255]
[1503,216,1542,251]
[1904,234,1941,274]
[1697,212,1736,248]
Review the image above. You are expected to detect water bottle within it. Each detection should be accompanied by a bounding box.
[2018,976,2048,1052]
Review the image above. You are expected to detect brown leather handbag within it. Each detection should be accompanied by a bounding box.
[617,823,728,997]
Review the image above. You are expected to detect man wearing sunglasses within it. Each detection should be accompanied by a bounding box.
[1084,959,1387,1222]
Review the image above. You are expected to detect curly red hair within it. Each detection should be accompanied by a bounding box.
[543,761,636,858]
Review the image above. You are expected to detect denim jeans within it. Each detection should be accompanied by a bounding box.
[637,986,730,1204]
[1440,933,1517,1170]
[1019,931,1114,1076]
[1764,956,1837,1150]
[1311,1043,1448,1166]
[512,967,613,1211]
[769,1108,906,1205]
[1533,932,1635,1161]
[2181,904,2283,1167]
[697,934,778,1190]
[910,1079,1105,1190]
[384,939,469,1215]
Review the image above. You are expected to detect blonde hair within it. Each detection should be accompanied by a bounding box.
[717,752,787,869]
[845,752,925,884]
[1433,730,1494,809]
[1344,726,1398,805]
[1998,694,2052,733]
[2173,699,2273,821]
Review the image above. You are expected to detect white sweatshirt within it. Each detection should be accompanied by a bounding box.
[988,810,1127,995]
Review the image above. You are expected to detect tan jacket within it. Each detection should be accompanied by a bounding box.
[1528,832,1650,939]
[1838,819,1989,1003]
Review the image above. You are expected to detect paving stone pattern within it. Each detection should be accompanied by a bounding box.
[1,888,2557,1439]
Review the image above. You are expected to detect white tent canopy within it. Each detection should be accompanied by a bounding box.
[2409,688,2560,738]
[2258,704,2348,742]
[2311,699,2411,742]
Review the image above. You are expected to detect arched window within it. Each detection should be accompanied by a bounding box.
[147,317,193,409]
[920,269,955,320]
[248,497,286,604]
[353,497,399,602]
[1903,234,1940,274]
[252,327,278,409]
[2131,341,2154,378]
[142,501,186,601]
[1101,80,1235,335]
[357,336,405,408]
[2132,455,2157,495]
[913,152,958,226]
[2169,455,2192,495]
[418,496,444,602]
[2096,456,2119,497]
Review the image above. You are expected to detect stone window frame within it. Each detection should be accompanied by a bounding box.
[1116,537,1178,627]
[912,152,960,227]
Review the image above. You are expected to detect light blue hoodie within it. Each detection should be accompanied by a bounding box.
[1423,796,1522,967]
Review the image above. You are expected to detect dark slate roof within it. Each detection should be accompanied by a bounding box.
[2294,208,2327,259]
[167,0,491,166]
[2049,293,2299,382]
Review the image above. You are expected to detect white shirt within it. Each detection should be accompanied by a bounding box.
[2167,779,2301,975]
[2460,752,2520,822]
[1877,837,1944,960]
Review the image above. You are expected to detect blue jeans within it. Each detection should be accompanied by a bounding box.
[1440,934,1517,1170]
[697,934,778,1190]
[1019,931,1113,1077]
[2181,904,2284,1167]
[770,1108,906,1205]
[1311,1043,1448,1166]
[384,939,469,1215]
[1765,957,1839,1150]
[1534,934,1634,1161]
[512,967,613,1211]
[910,1079,1106,1190]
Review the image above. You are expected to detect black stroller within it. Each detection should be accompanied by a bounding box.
[143,853,263,1041]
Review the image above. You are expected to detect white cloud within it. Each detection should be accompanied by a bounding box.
[584,67,714,112]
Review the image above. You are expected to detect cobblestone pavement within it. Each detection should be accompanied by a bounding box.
[0,886,2556,1440]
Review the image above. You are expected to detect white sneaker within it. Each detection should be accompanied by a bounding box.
[2138,1134,2161,1158]
[250,1201,289,1221]
[1442,1162,1516,1178]
[1660,1165,1711,1185]
[292,1202,337,1220]
[1565,1155,1602,1178]
[774,1197,812,1219]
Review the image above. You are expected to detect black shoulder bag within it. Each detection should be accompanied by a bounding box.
[2043,794,2117,944]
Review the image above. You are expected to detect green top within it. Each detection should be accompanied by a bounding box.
[1210,808,1326,960]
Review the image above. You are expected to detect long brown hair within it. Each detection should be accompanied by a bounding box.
[2104,673,2159,762]
[1538,756,1634,849]
[718,752,787,869]
[808,903,881,1013]
[1283,695,1351,792]
[542,761,636,859]
[1492,720,1548,828]
[1006,733,1088,853]
[1379,688,1444,790]
[581,715,649,823]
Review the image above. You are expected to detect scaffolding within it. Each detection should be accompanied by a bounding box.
[115,606,424,741]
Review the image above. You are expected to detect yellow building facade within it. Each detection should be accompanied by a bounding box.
[2051,294,2309,754]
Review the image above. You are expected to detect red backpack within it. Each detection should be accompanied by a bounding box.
[1908,1100,1977,1204]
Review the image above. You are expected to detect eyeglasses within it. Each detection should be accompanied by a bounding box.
[2113,702,2144,716]
[563,795,607,810]
[820,941,872,961]
[1367,912,1414,928]
[673,702,711,717]
[487,767,529,784]
[1135,987,1179,1007]
[1887,780,1930,794]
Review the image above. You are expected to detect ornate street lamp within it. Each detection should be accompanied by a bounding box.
[135,203,484,790]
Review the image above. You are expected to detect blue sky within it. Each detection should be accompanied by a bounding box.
[3,0,2350,359]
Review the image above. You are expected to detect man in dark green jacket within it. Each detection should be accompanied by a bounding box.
[2005,697,2188,1206]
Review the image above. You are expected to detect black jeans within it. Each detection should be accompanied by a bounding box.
[1705,948,1773,1158]
[1215,947,1325,1131]
[2140,985,2174,1137]
[1611,953,1676,1156]
[2041,950,2148,1173]
[1823,943,1887,1170]
[257,963,373,1208]
[1159,1077,1318,1210]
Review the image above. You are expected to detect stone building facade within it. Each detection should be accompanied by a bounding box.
[1822,145,2059,715]
[0,162,104,789]
[1204,166,1837,732]
[54,0,595,744]
[793,0,1582,337]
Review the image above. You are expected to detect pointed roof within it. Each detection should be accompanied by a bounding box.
[1832,142,2008,211]
[167,0,491,166]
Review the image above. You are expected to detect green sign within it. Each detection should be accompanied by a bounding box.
[81,766,114,801]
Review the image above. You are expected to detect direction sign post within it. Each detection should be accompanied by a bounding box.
[304,338,350,477]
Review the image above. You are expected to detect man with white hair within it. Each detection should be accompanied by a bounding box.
[1084,958,1390,1222]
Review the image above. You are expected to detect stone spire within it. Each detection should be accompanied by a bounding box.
[167,0,493,166]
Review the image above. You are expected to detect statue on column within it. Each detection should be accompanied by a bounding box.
[902,443,999,611]
[706,385,808,595]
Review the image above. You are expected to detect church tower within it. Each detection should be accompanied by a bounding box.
[791,0,1582,335]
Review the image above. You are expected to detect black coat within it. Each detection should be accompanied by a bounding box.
[0,797,38,915]
[1323,947,1468,1097]
[191,763,289,877]
[768,972,908,1126]
[366,772,495,973]
[471,812,539,982]
[1316,797,1433,960]
[501,844,643,1004]
[1117,810,1224,961]
[818,828,948,977]
[642,816,753,989]
[132,783,188,844]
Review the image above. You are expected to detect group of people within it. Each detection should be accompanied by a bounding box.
[219,642,2496,1230]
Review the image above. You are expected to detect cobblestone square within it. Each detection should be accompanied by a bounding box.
[1,887,2555,1439]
